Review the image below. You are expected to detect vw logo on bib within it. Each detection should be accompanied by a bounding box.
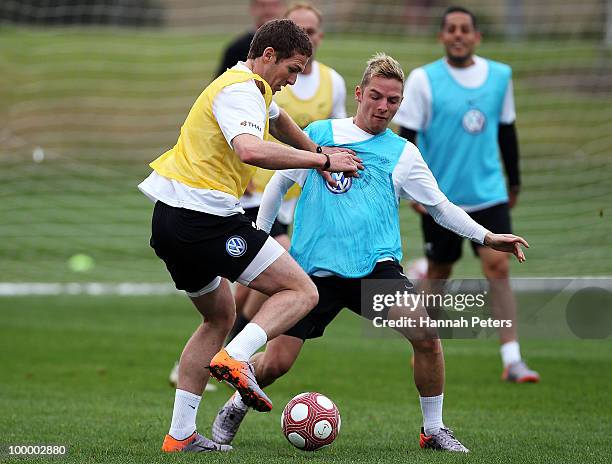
[462,108,486,134]
[325,172,352,194]
[226,236,247,257]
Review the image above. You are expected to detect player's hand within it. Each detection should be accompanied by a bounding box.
[484,233,530,263]
[327,152,364,177]
[317,170,337,187]
[320,146,356,156]
[410,201,428,215]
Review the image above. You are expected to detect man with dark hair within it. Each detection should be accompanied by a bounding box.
[138,19,362,453]
[215,0,285,78]
[394,6,539,383]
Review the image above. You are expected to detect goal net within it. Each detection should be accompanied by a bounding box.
[0,0,610,283]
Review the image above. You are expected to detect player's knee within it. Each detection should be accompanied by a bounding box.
[483,256,510,280]
[297,278,319,311]
[204,306,236,332]
[261,355,295,381]
[427,261,452,280]
[411,337,442,355]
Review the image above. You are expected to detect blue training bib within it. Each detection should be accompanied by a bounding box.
[418,58,511,208]
[290,120,406,278]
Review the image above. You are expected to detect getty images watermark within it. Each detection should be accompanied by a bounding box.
[360,278,612,339]
[370,288,512,329]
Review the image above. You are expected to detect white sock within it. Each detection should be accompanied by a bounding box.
[420,393,444,436]
[168,389,201,440]
[232,392,248,411]
[225,323,268,361]
[500,341,522,367]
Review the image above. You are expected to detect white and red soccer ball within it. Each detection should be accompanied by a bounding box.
[281,392,341,451]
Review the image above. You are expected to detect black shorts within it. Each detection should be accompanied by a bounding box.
[422,202,512,264]
[150,201,282,293]
[285,260,414,340]
[243,206,288,238]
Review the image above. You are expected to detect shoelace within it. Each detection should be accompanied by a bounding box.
[435,428,465,450]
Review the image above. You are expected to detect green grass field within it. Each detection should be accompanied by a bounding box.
[0,27,611,281]
[1,294,611,463]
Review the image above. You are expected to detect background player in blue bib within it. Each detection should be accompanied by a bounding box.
[394,6,539,383]
[211,53,530,453]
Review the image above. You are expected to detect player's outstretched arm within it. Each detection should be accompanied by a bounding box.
[232,133,363,174]
[483,233,529,263]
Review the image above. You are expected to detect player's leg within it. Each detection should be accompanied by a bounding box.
[226,283,251,341]
[225,206,260,343]
[359,261,468,452]
[209,242,318,411]
[421,212,462,321]
[390,305,468,452]
[422,211,461,281]
[178,280,236,394]
[150,201,234,452]
[252,334,304,387]
[212,275,344,445]
[212,335,304,445]
[239,233,291,322]
[471,203,539,383]
[478,246,516,343]
[162,278,236,452]
[230,250,318,340]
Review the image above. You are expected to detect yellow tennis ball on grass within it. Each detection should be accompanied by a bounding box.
[68,254,95,272]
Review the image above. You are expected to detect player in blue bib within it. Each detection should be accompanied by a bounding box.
[394,6,539,383]
[211,53,531,453]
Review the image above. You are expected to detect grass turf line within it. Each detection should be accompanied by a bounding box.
[1,294,611,463]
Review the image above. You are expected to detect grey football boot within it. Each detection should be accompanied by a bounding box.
[419,427,469,453]
[212,392,250,444]
[502,360,540,383]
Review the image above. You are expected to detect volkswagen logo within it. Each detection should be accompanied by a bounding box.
[325,172,352,194]
[462,108,486,134]
[226,235,247,257]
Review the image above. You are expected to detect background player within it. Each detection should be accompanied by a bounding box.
[393,5,539,383]
[211,53,530,453]
[215,0,285,78]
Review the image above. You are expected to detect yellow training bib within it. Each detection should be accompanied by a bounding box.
[150,69,273,199]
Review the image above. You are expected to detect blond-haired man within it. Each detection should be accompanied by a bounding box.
[211,54,530,453]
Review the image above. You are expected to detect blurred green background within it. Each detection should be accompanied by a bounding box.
[1,28,610,282]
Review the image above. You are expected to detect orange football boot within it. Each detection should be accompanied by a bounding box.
[209,348,272,412]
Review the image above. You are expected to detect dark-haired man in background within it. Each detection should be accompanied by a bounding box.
[394,6,539,383]
[215,0,285,78]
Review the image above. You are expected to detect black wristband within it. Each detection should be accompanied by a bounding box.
[316,146,323,153]
[322,153,331,171]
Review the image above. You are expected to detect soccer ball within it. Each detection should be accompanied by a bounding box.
[281,392,341,451]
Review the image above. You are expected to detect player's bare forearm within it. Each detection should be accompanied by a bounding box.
[484,232,530,263]
[269,108,316,152]
[232,134,362,174]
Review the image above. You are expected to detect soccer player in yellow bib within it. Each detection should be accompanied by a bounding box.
[138,19,362,453]
[231,1,348,342]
